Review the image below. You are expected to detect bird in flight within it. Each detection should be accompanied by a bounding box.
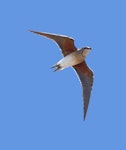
[29,30,93,120]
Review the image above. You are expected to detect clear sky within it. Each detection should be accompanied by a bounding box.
[0,0,126,149]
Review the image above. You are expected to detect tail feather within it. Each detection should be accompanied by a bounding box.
[51,64,63,72]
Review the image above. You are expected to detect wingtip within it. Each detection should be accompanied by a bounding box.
[84,108,88,120]
[84,114,86,121]
[29,30,35,33]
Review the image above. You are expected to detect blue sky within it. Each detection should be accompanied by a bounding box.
[0,0,126,149]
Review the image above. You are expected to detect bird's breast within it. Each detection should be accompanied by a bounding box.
[58,51,84,68]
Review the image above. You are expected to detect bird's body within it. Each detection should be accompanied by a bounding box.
[53,49,90,71]
[29,30,93,120]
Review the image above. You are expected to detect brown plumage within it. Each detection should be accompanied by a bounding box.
[29,30,93,120]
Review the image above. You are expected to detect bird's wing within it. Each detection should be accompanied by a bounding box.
[73,61,93,120]
[29,30,77,56]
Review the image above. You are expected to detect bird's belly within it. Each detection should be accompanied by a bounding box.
[58,54,84,68]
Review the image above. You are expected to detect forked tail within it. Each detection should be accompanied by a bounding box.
[51,64,63,72]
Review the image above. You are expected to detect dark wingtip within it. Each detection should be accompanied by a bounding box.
[84,113,86,121]
[29,30,36,33]
[84,104,88,120]
[29,30,33,32]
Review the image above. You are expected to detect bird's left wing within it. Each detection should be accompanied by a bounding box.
[29,30,77,56]
[73,61,93,120]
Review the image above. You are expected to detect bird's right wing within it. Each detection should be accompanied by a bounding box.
[73,61,93,120]
[29,30,77,56]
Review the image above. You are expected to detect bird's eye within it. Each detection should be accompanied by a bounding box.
[84,46,91,50]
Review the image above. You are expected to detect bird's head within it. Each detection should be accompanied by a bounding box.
[81,46,92,57]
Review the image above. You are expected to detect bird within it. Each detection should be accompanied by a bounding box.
[29,30,93,120]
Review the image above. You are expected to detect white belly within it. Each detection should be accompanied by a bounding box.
[57,52,84,69]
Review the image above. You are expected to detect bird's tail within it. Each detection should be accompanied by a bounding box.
[51,64,63,72]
